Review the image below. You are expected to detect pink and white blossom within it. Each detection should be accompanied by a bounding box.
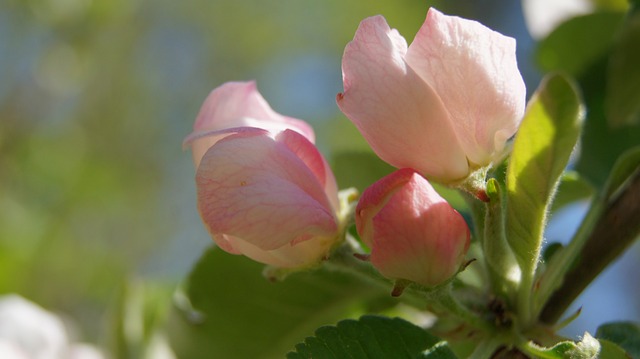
[356,169,470,286]
[338,8,526,183]
[185,82,341,268]
[195,129,340,268]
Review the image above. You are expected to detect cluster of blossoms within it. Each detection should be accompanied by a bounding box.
[185,8,525,288]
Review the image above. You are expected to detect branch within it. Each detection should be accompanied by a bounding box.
[540,169,640,324]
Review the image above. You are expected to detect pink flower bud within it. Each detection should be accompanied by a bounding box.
[356,169,470,287]
[185,82,340,268]
[184,81,315,169]
[337,8,526,183]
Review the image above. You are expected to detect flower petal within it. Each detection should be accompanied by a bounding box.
[338,15,468,181]
[406,8,526,166]
[185,81,315,168]
[221,234,336,268]
[196,130,338,251]
[355,168,415,247]
[185,127,265,169]
[276,129,339,213]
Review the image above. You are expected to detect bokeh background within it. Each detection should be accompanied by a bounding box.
[1,0,638,355]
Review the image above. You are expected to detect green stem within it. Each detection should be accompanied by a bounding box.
[462,189,487,242]
[516,271,535,330]
[469,336,504,359]
[324,244,425,308]
[326,244,493,332]
[415,284,493,333]
[483,179,520,301]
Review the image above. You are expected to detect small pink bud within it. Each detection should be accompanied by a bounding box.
[337,8,525,183]
[356,169,471,287]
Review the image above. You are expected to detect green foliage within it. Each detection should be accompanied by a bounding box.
[522,333,602,359]
[598,340,634,358]
[167,248,393,359]
[550,171,595,213]
[332,151,395,193]
[602,146,640,200]
[535,6,640,188]
[537,13,624,77]
[331,151,468,211]
[606,11,640,127]
[288,315,457,359]
[505,74,584,273]
[596,322,640,358]
[541,242,564,264]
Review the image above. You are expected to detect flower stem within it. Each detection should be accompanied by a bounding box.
[324,243,425,308]
[483,179,520,301]
[326,243,493,333]
[427,284,493,333]
[469,336,503,359]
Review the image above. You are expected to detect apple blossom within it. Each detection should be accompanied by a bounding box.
[356,169,470,287]
[194,128,341,268]
[184,81,315,169]
[337,8,526,183]
[185,82,342,268]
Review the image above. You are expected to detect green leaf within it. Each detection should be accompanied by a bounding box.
[525,342,578,359]
[522,333,600,359]
[288,315,457,359]
[541,242,564,263]
[596,321,640,358]
[599,339,633,359]
[602,146,640,200]
[506,73,584,274]
[331,151,395,193]
[331,151,468,212]
[537,13,625,76]
[571,10,640,189]
[166,247,391,359]
[606,11,640,127]
[550,171,595,213]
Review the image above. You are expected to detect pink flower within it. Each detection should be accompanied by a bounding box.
[356,169,470,286]
[185,82,341,268]
[184,81,315,169]
[337,8,526,183]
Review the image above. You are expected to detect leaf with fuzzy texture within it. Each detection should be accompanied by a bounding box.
[505,74,584,273]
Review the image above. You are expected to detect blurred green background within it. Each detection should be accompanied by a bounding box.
[0,0,638,355]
